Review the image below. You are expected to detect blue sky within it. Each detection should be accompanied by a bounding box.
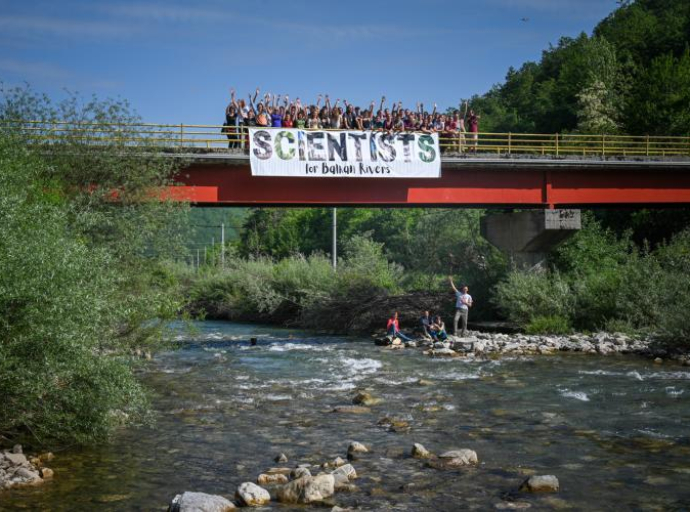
[0,0,619,125]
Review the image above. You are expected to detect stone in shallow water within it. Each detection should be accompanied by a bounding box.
[332,464,358,481]
[352,391,383,406]
[332,405,371,414]
[274,453,288,463]
[519,474,560,493]
[347,441,368,455]
[169,491,236,511]
[257,473,288,485]
[276,474,335,504]
[439,449,478,465]
[235,482,270,506]
[291,467,311,480]
[411,443,431,459]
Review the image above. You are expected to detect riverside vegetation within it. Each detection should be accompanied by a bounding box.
[0,83,188,451]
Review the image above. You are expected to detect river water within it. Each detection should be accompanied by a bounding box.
[2,321,690,511]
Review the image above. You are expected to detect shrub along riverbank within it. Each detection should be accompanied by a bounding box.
[0,85,187,447]
[179,213,690,355]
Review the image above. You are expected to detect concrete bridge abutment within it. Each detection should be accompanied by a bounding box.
[480,209,581,270]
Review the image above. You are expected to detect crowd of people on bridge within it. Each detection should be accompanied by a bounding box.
[223,87,481,151]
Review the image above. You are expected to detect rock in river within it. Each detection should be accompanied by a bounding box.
[352,391,383,406]
[332,405,371,414]
[274,453,288,463]
[519,474,560,493]
[257,473,288,486]
[411,443,432,459]
[332,464,358,481]
[169,491,236,511]
[347,441,368,455]
[235,482,271,506]
[276,474,335,504]
[439,449,478,465]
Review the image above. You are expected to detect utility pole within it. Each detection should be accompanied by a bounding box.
[332,207,337,269]
[221,223,226,269]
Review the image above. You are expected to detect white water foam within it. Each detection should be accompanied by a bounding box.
[267,342,334,352]
[559,389,590,401]
[665,386,684,397]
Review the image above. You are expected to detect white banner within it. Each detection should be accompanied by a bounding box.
[249,128,440,178]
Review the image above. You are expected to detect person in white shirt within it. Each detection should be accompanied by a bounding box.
[449,276,473,337]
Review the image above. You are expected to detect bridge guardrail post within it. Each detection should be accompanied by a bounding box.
[179,123,183,148]
[646,134,650,157]
[556,133,559,157]
[602,134,606,157]
[508,132,512,155]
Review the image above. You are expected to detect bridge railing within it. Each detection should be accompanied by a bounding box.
[2,120,689,158]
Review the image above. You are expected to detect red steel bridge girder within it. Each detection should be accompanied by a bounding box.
[171,161,690,208]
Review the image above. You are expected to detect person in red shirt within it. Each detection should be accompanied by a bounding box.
[466,107,481,152]
[387,312,412,341]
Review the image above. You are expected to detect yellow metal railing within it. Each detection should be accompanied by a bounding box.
[2,120,689,158]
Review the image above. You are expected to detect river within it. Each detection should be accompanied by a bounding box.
[2,321,690,511]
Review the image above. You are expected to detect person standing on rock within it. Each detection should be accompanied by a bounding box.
[450,277,473,337]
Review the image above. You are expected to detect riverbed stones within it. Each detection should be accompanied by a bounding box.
[274,453,288,463]
[264,467,291,475]
[257,473,288,486]
[411,443,431,459]
[4,453,27,466]
[332,405,371,414]
[439,449,479,466]
[276,474,335,504]
[347,442,368,455]
[290,467,311,480]
[352,391,383,406]
[331,464,357,481]
[519,474,560,493]
[235,482,270,506]
[39,467,54,480]
[169,491,236,512]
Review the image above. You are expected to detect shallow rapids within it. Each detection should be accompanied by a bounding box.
[2,321,690,511]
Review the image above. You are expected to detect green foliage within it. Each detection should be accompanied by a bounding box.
[494,217,690,346]
[525,315,572,335]
[470,1,690,136]
[493,271,574,326]
[0,85,186,446]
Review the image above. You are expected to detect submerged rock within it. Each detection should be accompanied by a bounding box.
[519,474,560,493]
[332,405,371,414]
[274,453,288,463]
[276,474,335,504]
[169,491,236,512]
[235,482,270,506]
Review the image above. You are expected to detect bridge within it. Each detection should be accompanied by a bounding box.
[7,120,690,267]
[6,120,690,208]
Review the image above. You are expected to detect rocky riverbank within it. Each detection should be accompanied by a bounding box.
[0,445,54,490]
[168,441,558,511]
[377,331,690,364]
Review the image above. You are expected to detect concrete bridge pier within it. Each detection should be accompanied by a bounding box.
[480,209,581,270]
